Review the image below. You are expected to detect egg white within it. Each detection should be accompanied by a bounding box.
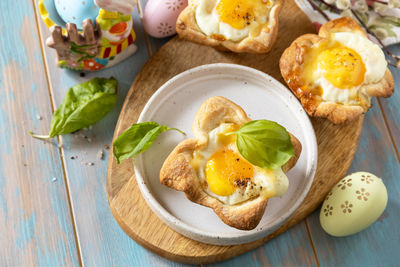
[312,32,387,104]
[315,77,365,104]
[195,0,270,42]
[193,123,289,205]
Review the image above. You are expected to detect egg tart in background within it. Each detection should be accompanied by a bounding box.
[176,0,283,53]
[280,17,394,124]
[160,96,302,230]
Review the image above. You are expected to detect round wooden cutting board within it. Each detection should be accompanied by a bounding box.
[107,0,363,264]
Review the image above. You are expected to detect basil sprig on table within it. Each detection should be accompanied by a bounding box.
[30,77,118,139]
[113,122,185,164]
[226,120,295,170]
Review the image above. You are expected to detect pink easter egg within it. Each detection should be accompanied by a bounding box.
[143,0,188,38]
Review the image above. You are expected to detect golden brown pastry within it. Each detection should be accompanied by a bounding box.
[176,0,283,53]
[160,96,302,230]
[280,17,394,124]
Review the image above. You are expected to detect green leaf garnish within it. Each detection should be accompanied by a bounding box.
[113,122,185,164]
[29,77,118,139]
[227,120,295,170]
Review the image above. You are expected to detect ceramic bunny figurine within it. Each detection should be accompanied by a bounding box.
[39,0,138,71]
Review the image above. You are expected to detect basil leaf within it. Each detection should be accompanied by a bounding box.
[113,122,185,164]
[30,77,118,139]
[231,120,295,170]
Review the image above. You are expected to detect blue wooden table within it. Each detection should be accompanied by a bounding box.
[1,0,399,266]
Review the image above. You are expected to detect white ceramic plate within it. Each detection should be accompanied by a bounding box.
[135,63,318,245]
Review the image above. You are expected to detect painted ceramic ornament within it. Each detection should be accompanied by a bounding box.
[143,0,188,38]
[39,0,138,71]
[320,172,388,237]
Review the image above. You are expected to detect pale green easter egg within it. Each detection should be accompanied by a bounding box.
[320,172,387,237]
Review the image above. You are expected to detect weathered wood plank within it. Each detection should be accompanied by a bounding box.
[0,0,79,266]
[34,1,192,265]
[307,96,400,266]
[204,222,317,267]
[378,45,400,155]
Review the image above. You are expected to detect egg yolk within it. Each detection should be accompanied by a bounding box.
[205,149,254,196]
[318,47,366,89]
[216,0,267,30]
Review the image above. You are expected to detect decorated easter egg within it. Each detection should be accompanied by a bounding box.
[143,0,188,38]
[320,172,387,237]
[55,0,99,30]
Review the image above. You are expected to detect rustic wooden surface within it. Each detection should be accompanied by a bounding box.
[0,1,80,266]
[0,0,398,266]
[106,1,364,261]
